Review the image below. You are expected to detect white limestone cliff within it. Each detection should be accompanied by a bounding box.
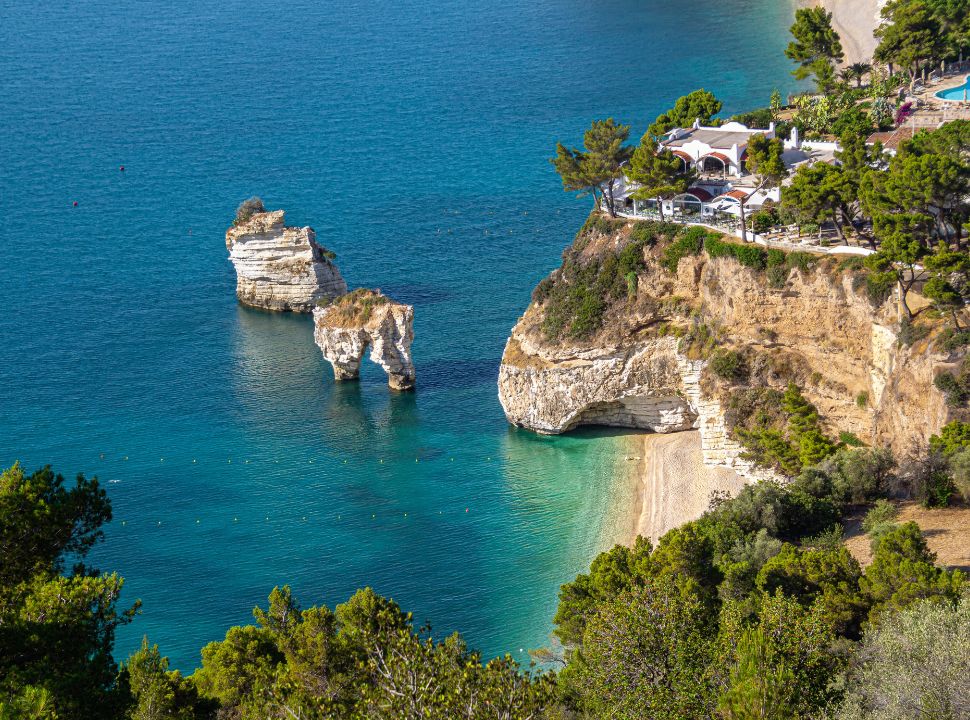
[498,219,956,482]
[225,210,347,312]
[313,290,416,391]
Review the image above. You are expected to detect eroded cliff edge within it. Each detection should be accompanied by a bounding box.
[226,210,347,312]
[313,290,416,391]
[498,217,962,479]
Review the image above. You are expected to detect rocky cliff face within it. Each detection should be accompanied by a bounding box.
[313,290,416,390]
[499,219,959,479]
[225,210,347,312]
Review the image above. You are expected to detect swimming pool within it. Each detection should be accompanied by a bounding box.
[936,75,970,101]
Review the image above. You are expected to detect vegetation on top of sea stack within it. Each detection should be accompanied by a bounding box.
[316,287,390,325]
[232,196,265,226]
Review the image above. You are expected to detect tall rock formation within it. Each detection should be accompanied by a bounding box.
[313,290,416,390]
[225,210,347,312]
[498,218,962,480]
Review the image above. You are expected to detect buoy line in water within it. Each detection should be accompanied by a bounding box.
[91,454,506,465]
[115,504,474,528]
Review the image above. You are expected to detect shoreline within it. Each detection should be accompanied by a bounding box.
[802,0,881,66]
[622,430,747,546]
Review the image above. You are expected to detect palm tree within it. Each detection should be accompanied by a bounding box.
[848,61,872,87]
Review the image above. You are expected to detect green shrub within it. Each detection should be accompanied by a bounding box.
[862,499,899,534]
[929,421,970,456]
[867,520,898,550]
[730,107,774,127]
[948,448,970,502]
[531,276,555,303]
[576,213,626,241]
[786,252,815,273]
[752,211,779,234]
[767,265,788,289]
[728,384,838,476]
[838,256,865,273]
[839,431,865,447]
[864,271,895,307]
[766,248,786,268]
[704,235,768,271]
[855,391,869,408]
[898,316,930,347]
[234,196,265,226]
[939,328,970,352]
[934,372,967,407]
[624,271,637,298]
[661,226,706,273]
[710,349,747,381]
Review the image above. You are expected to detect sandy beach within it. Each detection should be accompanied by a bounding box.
[805,0,881,65]
[629,431,747,545]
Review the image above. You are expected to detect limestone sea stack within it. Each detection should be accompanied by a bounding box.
[313,290,416,391]
[225,209,347,312]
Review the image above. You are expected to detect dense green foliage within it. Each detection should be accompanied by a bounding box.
[0,463,138,720]
[647,89,723,138]
[727,384,837,475]
[786,7,844,90]
[192,586,554,719]
[660,225,710,272]
[536,220,680,340]
[704,235,769,271]
[875,0,970,80]
[0,463,556,720]
[835,594,970,719]
[553,443,965,719]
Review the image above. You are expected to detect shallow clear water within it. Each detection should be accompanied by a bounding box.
[937,75,970,100]
[1,0,796,670]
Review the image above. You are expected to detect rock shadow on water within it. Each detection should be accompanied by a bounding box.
[418,358,500,391]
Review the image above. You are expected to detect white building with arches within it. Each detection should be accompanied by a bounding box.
[660,119,776,177]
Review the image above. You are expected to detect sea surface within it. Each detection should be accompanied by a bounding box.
[1,0,796,670]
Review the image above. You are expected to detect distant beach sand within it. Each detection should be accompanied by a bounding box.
[627,430,746,546]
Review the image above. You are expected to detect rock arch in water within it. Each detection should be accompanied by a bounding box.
[312,290,415,391]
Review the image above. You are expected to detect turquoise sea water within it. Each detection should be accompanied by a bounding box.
[1,0,796,670]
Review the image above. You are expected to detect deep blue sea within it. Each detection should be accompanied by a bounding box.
[0,0,796,671]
